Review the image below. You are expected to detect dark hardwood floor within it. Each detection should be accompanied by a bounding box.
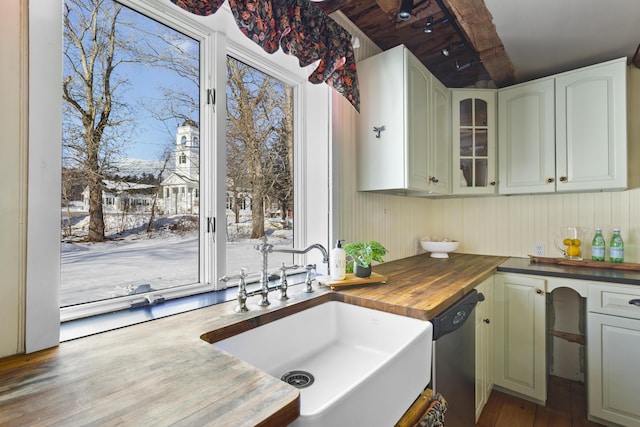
[477,376,604,427]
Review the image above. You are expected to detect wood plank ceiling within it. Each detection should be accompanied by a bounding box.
[316,0,517,88]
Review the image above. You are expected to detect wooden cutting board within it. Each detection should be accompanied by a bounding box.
[528,255,640,271]
[316,272,388,289]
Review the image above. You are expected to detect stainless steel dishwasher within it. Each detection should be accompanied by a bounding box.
[430,289,483,427]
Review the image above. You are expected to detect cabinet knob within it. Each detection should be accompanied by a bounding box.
[559,176,567,182]
[490,181,496,186]
[429,176,439,184]
[535,288,544,295]
[547,178,555,183]
[483,318,490,324]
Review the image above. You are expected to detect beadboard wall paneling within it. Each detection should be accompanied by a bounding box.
[420,190,640,262]
[331,12,640,264]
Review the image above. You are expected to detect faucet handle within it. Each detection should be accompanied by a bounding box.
[278,262,296,301]
[304,264,316,293]
[255,236,273,253]
[219,267,249,283]
[279,263,299,272]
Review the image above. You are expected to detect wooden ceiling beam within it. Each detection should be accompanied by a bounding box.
[440,0,517,87]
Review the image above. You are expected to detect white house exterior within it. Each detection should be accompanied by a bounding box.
[81,180,156,213]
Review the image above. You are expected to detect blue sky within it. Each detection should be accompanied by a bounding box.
[64,0,199,164]
[118,5,199,161]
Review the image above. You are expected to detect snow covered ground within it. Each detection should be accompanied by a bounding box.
[61,210,294,306]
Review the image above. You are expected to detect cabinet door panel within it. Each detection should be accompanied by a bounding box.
[555,60,627,191]
[452,90,496,194]
[428,76,451,194]
[475,277,494,422]
[494,274,546,403]
[588,313,640,426]
[356,46,406,191]
[498,79,555,194]
[407,52,430,190]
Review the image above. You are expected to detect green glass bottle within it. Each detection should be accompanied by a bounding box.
[591,228,605,261]
[609,228,624,263]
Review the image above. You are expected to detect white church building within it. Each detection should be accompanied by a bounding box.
[160,119,200,215]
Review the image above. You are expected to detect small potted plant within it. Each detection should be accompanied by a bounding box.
[343,241,388,278]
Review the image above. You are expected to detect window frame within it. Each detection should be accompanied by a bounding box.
[27,0,331,350]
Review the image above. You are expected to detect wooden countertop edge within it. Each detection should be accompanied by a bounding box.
[0,253,504,426]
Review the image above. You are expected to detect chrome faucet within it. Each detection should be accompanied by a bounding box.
[255,238,274,306]
[221,237,329,312]
[271,242,329,293]
[257,237,329,297]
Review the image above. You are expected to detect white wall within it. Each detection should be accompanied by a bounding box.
[0,0,27,357]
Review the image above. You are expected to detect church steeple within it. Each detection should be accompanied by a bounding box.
[174,119,199,179]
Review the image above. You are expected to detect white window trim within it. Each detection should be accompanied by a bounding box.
[28,0,330,348]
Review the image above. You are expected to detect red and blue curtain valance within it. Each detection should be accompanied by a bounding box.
[171,0,360,112]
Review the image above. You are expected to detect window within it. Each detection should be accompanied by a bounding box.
[56,0,323,320]
[28,0,330,348]
[61,0,201,310]
[225,57,295,275]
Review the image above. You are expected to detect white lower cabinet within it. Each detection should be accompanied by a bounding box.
[493,273,547,403]
[475,276,494,421]
[588,283,640,427]
[491,272,640,425]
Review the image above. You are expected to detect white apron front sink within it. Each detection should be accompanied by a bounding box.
[215,301,433,427]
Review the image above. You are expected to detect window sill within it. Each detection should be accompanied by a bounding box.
[60,277,308,342]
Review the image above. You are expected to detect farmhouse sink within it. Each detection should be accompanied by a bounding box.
[213,301,433,427]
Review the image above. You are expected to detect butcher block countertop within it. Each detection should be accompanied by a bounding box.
[0,253,506,426]
[341,252,508,320]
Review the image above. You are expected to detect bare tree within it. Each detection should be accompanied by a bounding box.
[63,0,132,242]
[146,149,171,233]
[63,0,200,242]
[226,58,292,239]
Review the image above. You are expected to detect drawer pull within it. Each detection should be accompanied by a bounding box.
[629,299,640,307]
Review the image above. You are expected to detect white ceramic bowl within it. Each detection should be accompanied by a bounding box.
[420,240,459,258]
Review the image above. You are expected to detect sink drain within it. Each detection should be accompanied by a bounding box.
[281,370,315,389]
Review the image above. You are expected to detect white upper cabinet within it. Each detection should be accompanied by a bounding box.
[452,90,497,195]
[498,58,627,194]
[498,78,555,194]
[356,45,450,195]
[555,59,627,192]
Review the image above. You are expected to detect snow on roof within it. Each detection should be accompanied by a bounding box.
[103,180,156,192]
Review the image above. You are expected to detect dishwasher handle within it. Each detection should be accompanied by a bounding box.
[432,289,480,340]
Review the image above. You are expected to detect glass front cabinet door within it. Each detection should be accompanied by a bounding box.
[452,90,496,195]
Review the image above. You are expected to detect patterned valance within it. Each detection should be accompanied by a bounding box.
[171,0,360,112]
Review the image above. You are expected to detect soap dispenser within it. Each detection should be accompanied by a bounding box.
[331,240,346,280]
